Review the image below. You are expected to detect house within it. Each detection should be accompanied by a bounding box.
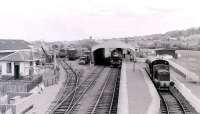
[0,39,41,79]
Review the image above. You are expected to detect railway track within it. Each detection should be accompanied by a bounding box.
[50,65,105,114]
[159,87,198,114]
[88,68,119,114]
[46,60,79,114]
[145,67,198,114]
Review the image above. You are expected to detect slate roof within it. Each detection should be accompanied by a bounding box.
[0,51,40,62]
[0,39,31,51]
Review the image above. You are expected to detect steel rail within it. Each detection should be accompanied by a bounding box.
[47,60,76,114]
[90,68,118,114]
[145,67,186,114]
[159,91,170,114]
[169,89,186,114]
[159,90,186,114]
[90,69,113,114]
[62,60,81,113]
[64,67,106,114]
[108,69,119,114]
[51,66,104,114]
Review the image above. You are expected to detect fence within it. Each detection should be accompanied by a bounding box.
[26,76,43,92]
[43,76,59,87]
[0,76,43,93]
[42,66,60,87]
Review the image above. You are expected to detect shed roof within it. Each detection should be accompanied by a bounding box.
[0,51,40,62]
[92,40,135,51]
[0,39,31,51]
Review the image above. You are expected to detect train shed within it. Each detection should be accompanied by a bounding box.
[91,40,135,65]
[155,48,177,58]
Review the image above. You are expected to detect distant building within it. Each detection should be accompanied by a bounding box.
[0,39,41,79]
[155,49,177,58]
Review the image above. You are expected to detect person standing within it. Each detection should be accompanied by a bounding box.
[133,55,137,71]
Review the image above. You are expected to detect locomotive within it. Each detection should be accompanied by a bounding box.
[145,58,174,90]
[110,50,122,68]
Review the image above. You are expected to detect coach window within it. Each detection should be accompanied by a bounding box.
[7,62,12,73]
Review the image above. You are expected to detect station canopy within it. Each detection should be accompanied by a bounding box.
[92,40,135,52]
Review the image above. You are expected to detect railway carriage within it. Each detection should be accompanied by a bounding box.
[145,58,174,90]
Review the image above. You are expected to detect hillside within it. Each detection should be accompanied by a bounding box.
[119,26,200,50]
[30,26,200,50]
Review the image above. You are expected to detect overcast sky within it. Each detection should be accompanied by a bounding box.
[0,0,200,41]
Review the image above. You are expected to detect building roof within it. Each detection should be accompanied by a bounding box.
[92,40,135,51]
[0,51,40,62]
[0,39,31,51]
[0,52,14,59]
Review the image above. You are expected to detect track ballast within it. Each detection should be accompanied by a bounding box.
[159,87,198,114]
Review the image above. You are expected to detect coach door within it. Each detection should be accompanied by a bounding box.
[14,62,20,79]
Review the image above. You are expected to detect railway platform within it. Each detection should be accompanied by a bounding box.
[118,61,160,114]
[170,68,200,113]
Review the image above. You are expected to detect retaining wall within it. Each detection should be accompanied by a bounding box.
[168,60,200,82]
[172,77,200,113]
[169,60,200,113]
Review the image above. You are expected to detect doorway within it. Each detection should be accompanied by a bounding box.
[14,63,20,79]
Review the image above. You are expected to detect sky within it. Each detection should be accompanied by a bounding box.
[0,0,200,41]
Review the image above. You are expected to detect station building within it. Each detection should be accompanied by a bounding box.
[0,40,41,79]
[91,40,135,65]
